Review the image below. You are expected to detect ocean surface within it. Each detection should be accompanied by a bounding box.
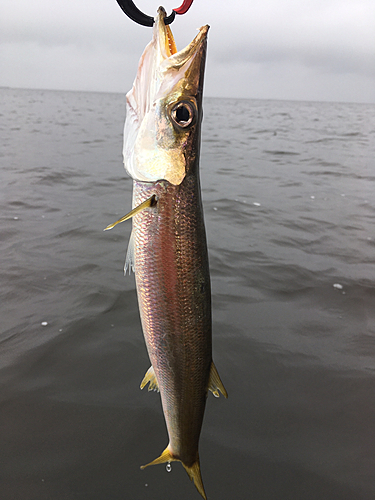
[1,87,375,500]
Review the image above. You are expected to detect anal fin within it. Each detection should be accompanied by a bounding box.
[208,361,228,398]
[140,365,159,392]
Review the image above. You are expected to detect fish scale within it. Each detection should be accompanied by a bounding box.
[133,176,212,462]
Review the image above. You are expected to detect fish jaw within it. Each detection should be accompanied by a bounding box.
[123,8,209,185]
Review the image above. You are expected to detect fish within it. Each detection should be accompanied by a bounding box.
[105,7,227,499]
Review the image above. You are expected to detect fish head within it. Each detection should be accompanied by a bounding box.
[124,7,209,185]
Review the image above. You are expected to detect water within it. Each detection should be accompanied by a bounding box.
[1,87,375,499]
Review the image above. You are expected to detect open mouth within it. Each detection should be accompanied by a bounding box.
[156,7,209,66]
[165,24,177,56]
[157,7,178,57]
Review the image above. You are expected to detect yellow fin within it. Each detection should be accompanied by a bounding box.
[208,361,228,398]
[141,447,207,500]
[103,194,157,231]
[140,366,159,392]
[182,457,207,500]
[140,447,176,469]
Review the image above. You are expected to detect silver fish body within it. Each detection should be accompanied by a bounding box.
[116,8,227,499]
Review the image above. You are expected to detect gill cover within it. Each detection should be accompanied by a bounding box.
[123,8,209,185]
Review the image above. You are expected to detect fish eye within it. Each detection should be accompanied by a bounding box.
[170,101,195,128]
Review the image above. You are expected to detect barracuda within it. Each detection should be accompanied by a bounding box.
[106,8,227,498]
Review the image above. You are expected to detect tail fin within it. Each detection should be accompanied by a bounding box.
[140,447,175,469]
[141,447,207,500]
[182,456,207,500]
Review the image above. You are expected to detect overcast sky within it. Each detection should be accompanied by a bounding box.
[1,0,374,103]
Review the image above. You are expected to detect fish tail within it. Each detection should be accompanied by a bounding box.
[140,446,175,469]
[141,447,207,499]
[182,456,207,500]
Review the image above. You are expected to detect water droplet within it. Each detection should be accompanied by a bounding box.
[166,462,172,472]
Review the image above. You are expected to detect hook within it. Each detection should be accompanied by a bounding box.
[116,1,174,27]
[115,0,195,27]
[173,0,195,15]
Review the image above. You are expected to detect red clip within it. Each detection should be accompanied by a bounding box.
[173,0,195,15]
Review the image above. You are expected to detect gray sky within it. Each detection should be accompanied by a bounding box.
[1,0,374,103]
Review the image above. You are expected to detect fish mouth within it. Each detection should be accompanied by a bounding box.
[155,7,209,67]
[156,7,178,57]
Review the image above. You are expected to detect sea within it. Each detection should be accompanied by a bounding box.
[1,87,375,500]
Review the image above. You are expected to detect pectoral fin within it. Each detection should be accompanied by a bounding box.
[140,365,159,392]
[208,361,228,398]
[103,194,157,231]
